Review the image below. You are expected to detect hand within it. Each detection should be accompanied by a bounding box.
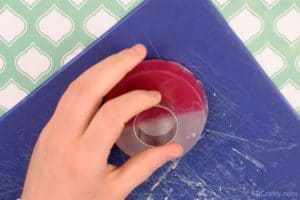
[21,44,183,200]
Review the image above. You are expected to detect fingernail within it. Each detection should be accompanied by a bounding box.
[148,90,161,100]
[131,44,145,54]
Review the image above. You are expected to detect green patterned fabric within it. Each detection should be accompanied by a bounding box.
[0,0,299,117]
[0,0,143,116]
[212,0,300,113]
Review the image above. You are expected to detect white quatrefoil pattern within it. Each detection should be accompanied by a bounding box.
[37,6,74,46]
[16,43,52,83]
[0,0,299,116]
[0,6,26,46]
[213,0,300,113]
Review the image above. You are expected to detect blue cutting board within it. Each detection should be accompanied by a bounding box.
[0,0,299,199]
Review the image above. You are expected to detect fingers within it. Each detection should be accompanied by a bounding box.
[114,143,183,194]
[81,90,161,157]
[52,44,147,135]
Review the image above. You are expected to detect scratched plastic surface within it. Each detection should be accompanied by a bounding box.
[0,0,300,199]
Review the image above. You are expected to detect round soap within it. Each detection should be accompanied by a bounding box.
[106,59,208,156]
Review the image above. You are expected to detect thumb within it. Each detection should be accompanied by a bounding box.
[114,143,183,195]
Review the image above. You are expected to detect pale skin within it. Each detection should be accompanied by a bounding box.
[21,44,184,200]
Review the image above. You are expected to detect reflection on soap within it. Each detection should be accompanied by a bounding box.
[106,59,208,156]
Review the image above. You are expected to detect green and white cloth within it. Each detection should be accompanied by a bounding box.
[0,0,299,117]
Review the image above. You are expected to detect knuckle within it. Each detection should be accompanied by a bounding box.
[130,89,144,96]
[34,135,62,161]
[116,48,132,57]
[101,101,117,117]
[108,49,134,65]
[34,133,48,152]
[101,101,122,125]
[65,157,85,176]
[127,91,159,108]
[137,91,152,101]
[67,80,84,96]
[102,53,122,67]
[121,48,134,57]
[66,79,91,99]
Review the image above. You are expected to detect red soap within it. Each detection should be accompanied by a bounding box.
[106,59,208,156]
